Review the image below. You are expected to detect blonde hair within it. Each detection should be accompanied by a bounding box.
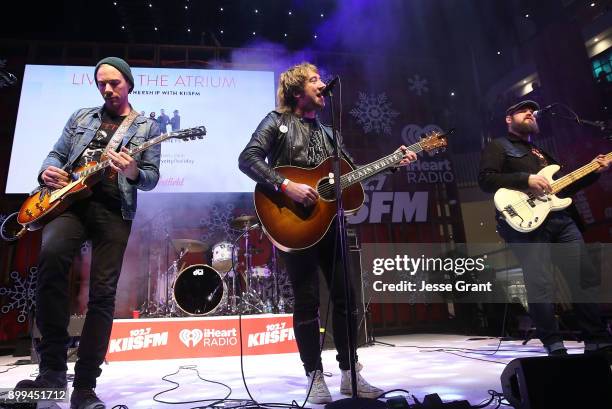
[276,62,319,113]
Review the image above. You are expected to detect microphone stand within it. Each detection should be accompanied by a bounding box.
[324,82,385,409]
[546,105,612,141]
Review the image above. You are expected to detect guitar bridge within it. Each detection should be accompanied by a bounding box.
[503,205,518,217]
[503,205,525,225]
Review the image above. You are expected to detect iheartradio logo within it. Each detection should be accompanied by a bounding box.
[179,329,203,347]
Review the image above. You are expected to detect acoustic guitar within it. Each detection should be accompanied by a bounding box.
[254,131,450,252]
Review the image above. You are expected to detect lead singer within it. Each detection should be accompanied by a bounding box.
[238,62,416,403]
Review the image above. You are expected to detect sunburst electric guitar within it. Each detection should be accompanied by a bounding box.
[253,131,450,252]
[17,126,207,232]
[494,152,611,233]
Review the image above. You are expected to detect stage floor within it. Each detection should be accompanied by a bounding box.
[0,334,588,408]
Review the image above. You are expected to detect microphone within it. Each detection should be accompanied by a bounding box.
[532,104,556,119]
[321,76,339,97]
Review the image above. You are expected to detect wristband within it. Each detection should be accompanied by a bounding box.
[280,179,290,192]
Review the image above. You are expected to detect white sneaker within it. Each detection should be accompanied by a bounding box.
[340,362,384,399]
[306,370,333,404]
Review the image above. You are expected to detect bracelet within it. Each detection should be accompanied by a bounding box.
[280,179,290,192]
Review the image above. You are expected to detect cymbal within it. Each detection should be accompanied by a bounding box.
[230,215,258,230]
[172,239,209,253]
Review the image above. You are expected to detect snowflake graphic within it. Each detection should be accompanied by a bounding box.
[199,204,236,242]
[150,212,172,238]
[407,74,429,96]
[350,92,399,136]
[0,268,37,323]
[0,61,17,89]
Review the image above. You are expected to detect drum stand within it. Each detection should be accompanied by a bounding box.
[238,230,266,313]
[163,257,181,316]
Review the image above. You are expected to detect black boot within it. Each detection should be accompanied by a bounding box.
[14,369,67,389]
[70,388,105,409]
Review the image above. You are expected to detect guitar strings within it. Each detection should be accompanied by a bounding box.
[315,141,428,197]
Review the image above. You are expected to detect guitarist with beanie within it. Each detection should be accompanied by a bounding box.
[478,100,611,356]
[13,57,160,409]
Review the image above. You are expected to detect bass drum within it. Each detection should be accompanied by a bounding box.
[173,264,226,316]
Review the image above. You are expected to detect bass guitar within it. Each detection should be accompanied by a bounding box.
[254,131,450,252]
[17,126,207,232]
[494,152,611,232]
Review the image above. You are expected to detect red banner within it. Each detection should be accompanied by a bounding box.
[106,314,297,362]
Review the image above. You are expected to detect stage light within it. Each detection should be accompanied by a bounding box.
[314,34,318,39]
[497,51,502,55]
[121,25,125,30]
[524,14,529,18]
[321,13,324,18]
[220,7,224,11]
[187,28,191,32]
[288,10,292,15]
[220,30,224,34]
[154,27,158,31]
[284,33,287,37]
[254,9,258,14]
[148,3,152,7]
[450,91,455,96]
[591,2,596,7]
[185,5,188,9]
[594,37,599,42]
[252,31,256,36]
[522,80,527,84]
[113,1,117,5]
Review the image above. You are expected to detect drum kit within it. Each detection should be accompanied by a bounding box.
[140,215,289,317]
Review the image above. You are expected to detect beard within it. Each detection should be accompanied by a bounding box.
[510,118,539,135]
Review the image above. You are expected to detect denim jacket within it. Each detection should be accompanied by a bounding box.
[38,106,161,220]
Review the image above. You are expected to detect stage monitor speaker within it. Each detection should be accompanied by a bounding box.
[500,354,612,409]
[318,230,368,350]
[31,315,85,363]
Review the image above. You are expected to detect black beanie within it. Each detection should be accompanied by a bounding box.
[94,57,134,92]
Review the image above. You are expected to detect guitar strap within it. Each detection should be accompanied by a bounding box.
[32,110,140,198]
[101,109,140,160]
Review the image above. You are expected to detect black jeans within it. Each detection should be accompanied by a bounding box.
[35,199,131,388]
[498,211,608,347]
[279,225,358,374]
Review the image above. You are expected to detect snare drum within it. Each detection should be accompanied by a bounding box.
[173,264,226,316]
[211,242,234,274]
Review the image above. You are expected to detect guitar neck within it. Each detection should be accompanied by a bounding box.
[73,131,175,179]
[340,141,424,188]
[551,152,612,194]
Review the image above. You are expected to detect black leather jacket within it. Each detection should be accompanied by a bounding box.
[478,134,599,196]
[238,111,356,190]
[478,134,600,231]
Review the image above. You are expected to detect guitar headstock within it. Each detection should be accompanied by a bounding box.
[170,126,207,141]
[419,129,453,154]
